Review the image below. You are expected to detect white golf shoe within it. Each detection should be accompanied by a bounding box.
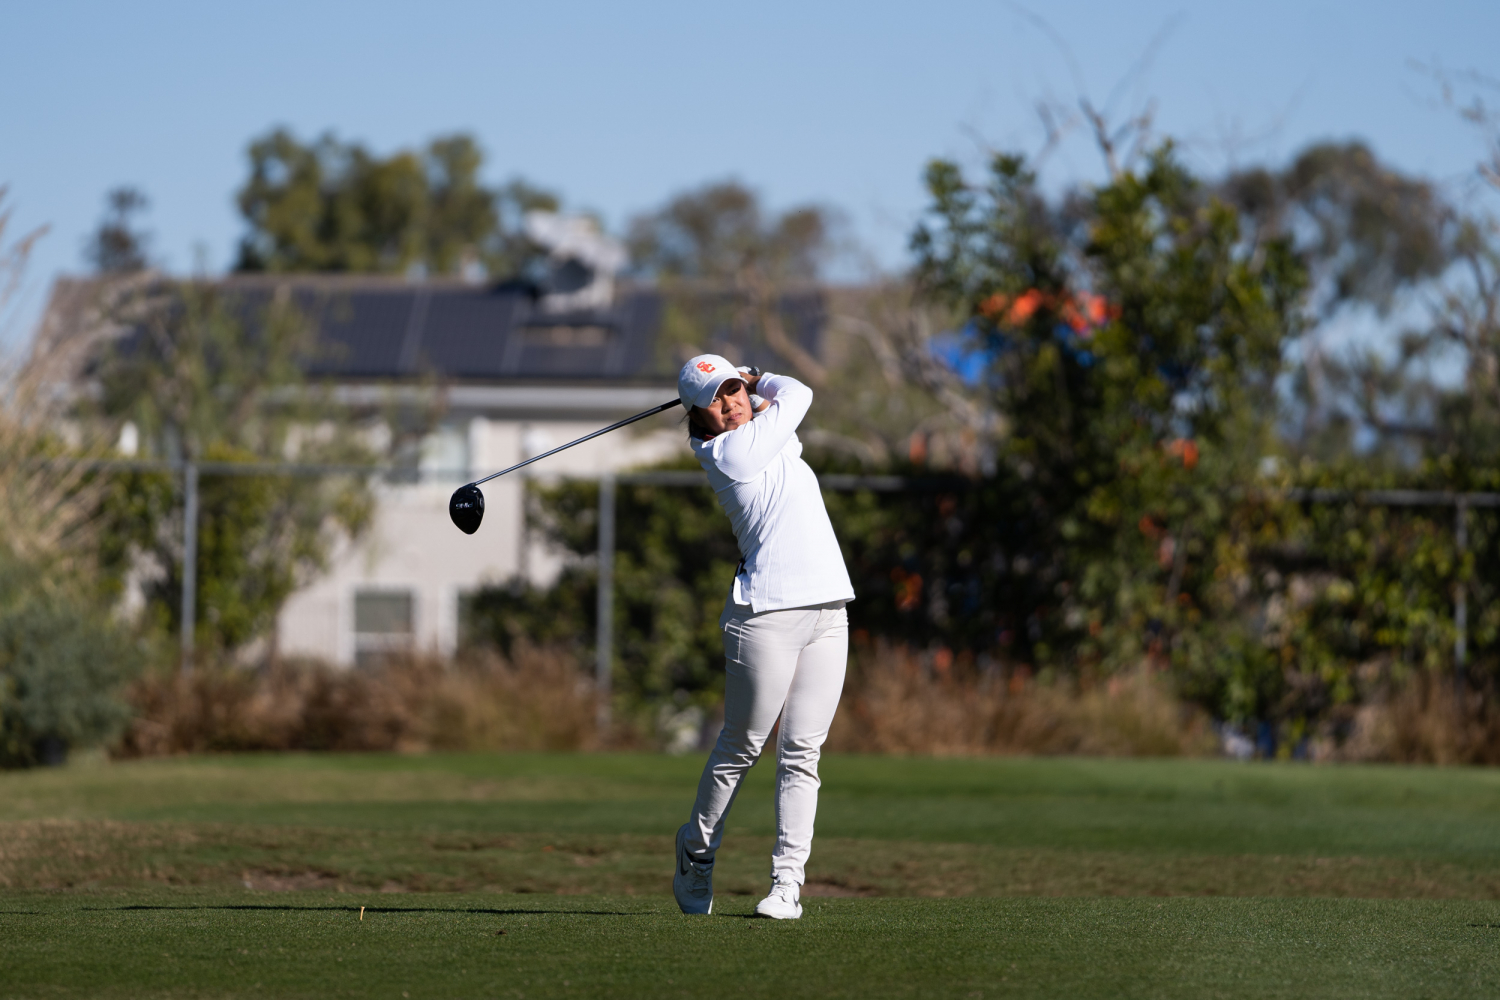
[753,877,803,919]
[673,823,714,915]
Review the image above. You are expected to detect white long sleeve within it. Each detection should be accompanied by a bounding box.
[691,374,855,614]
[708,375,813,482]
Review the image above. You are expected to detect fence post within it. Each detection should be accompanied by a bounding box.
[180,461,199,676]
[1455,497,1469,696]
[596,474,616,738]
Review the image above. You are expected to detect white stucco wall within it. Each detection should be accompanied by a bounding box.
[276,410,688,665]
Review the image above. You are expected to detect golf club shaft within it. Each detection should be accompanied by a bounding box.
[468,399,682,488]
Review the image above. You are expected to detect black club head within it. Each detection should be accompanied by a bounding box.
[449,484,485,535]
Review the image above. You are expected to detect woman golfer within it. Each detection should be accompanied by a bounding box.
[672,354,855,920]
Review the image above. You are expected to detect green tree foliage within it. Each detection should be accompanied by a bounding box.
[234,129,557,278]
[1221,136,1500,729]
[911,147,1306,688]
[84,186,152,274]
[1,197,143,767]
[1260,222,1500,727]
[0,553,141,767]
[820,481,1036,655]
[626,180,835,282]
[464,471,740,707]
[94,284,377,653]
[901,141,1500,735]
[1220,141,1452,315]
[1218,142,1459,461]
[1311,217,1500,470]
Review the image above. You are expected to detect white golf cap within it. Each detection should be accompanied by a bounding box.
[678,354,743,409]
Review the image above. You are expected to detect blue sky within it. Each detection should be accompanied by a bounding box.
[3,1,1498,346]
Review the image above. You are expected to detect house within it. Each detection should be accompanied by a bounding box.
[272,273,690,666]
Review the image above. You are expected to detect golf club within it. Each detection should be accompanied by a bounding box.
[448,398,682,534]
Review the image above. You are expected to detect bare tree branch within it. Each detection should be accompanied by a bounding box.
[738,268,829,386]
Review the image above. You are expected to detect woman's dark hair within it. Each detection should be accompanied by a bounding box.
[685,408,710,441]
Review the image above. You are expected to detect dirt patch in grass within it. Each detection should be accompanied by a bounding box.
[806,839,1500,899]
[802,879,879,897]
[4,819,1500,899]
[239,869,341,891]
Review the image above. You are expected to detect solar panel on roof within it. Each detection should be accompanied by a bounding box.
[104,279,825,385]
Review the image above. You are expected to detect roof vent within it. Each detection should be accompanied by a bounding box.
[523,212,627,314]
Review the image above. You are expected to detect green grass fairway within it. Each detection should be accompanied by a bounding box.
[5,753,1500,897]
[4,892,1500,998]
[4,753,1500,997]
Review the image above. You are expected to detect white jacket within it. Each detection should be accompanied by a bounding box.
[690,373,856,615]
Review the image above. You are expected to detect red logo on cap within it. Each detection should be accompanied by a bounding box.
[696,361,716,373]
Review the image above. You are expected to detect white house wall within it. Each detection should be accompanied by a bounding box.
[276,411,688,665]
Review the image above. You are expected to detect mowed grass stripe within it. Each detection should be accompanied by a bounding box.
[3,753,1500,857]
[2,892,1499,999]
[4,821,1500,898]
[5,754,1500,998]
[2,753,1500,899]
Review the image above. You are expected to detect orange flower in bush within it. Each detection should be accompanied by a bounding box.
[890,567,924,612]
[1166,438,1199,470]
[979,289,1044,324]
[979,288,1116,335]
[1060,292,1117,336]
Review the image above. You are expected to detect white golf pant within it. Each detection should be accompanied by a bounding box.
[684,600,848,886]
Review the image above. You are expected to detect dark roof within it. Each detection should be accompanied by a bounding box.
[213,276,825,384]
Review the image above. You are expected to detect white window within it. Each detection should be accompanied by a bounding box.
[420,422,470,480]
[353,589,414,668]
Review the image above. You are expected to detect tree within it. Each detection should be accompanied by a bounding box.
[93,282,379,654]
[626,182,991,473]
[0,551,141,766]
[627,181,841,387]
[464,470,741,711]
[1218,142,1456,457]
[234,128,557,278]
[1221,142,1451,315]
[85,186,152,274]
[626,180,834,282]
[912,145,1308,709]
[1,189,142,766]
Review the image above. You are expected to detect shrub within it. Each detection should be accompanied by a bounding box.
[1328,673,1500,764]
[0,556,143,767]
[116,644,601,756]
[464,474,740,708]
[827,639,1217,757]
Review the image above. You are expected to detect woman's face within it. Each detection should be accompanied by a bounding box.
[692,378,752,436]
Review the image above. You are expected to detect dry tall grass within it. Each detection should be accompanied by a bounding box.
[118,640,1223,758]
[827,640,1217,756]
[0,198,122,569]
[117,645,600,756]
[1332,675,1500,764]
[117,637,1500,762]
